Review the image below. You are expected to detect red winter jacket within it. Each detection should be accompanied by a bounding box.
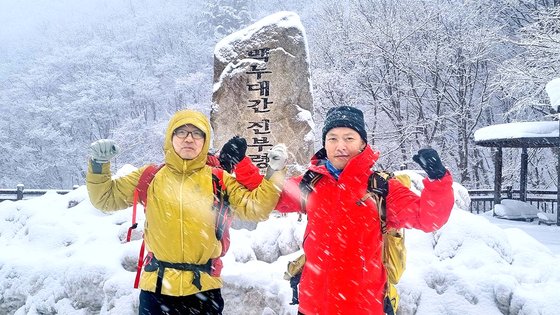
[275,145,454,315]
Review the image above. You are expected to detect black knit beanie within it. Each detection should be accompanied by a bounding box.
[322,106,367,145]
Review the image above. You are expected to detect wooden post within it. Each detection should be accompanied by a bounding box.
[557,153,560,225]
[493,147,502,216]
[557,119,560,226]
[16,184,24,200]
[520,147,528,202]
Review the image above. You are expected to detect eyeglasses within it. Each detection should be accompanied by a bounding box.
[173,129,205,140]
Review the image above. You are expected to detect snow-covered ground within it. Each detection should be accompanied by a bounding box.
[485,213,560,255]
[0,168,559,315]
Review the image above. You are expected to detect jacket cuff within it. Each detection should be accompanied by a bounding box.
[422,170,453,190]
[89,159,110,175]
[234,156,254,173]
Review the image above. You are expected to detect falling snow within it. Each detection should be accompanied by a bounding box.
[0,169,559,314]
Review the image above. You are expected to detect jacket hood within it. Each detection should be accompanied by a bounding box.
[163,110,211,173]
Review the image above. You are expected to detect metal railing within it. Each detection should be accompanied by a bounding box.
[0,184,78,202]
[468,188,558,214]
[2,183,558,219]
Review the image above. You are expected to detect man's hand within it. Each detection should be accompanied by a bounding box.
[219,136,247,173]
[413,148,447,180]
[267,144,288,171]
[90,139,120,164]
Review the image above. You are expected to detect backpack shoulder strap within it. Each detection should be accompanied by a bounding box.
[137,164,164,206]
[206,153,221,168]
[298,170,323,213]
[211,167,230,241]
[367,171,393,223]
[129,163,164,242]
[129,163,163,289]
[211,167,226,190]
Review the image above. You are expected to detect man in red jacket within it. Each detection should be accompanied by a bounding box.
[275,106,455,315]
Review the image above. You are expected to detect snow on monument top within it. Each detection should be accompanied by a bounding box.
[214,11,307,65]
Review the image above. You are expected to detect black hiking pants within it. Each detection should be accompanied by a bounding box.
[139,289,224,315]
[290,273,302,304]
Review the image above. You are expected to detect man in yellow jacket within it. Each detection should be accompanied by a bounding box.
[86,109,287,315]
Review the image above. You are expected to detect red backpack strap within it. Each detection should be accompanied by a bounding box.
[211,167,226,191]
[210,167,231,277]
[126,190,140,243]
[137,164,164,206]
[126,164,163,242]
[206,153,221,168]
[133,240,146,288]
[127,164,163,289]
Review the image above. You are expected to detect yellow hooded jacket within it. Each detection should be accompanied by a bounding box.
[86,110,284,296]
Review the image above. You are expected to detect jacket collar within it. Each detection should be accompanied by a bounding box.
[308,145,380,180]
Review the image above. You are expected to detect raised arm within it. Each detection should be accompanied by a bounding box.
[385,148,454,232]
[218,136,264,190]
[274,175,305,214]
[385,173,454,232]
[86,139,142,211]
[225,144,287,221]
[230,157,264,190]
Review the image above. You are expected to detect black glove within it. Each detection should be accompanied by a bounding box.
[219,136,247,173]
[412,148,447,180]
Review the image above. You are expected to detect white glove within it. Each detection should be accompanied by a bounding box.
[90,139,120,163]
[267,143,288,171]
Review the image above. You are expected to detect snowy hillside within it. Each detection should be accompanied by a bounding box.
[0,169,559,314]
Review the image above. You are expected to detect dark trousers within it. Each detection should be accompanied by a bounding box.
[139,289,224,315]
[290,273,302,304]
[383,295,396,315]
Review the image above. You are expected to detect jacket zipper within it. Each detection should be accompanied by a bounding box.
[179,160,186,295]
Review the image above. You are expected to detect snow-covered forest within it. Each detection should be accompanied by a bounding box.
[1,0,559,189]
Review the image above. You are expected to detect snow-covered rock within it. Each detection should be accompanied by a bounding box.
[493,199,540,220]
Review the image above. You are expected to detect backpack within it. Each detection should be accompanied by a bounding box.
[291,169,410,315]
[125,162,232,291]
[283,253,306,280]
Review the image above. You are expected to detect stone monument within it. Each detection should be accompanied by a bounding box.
[212,11,314,173]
